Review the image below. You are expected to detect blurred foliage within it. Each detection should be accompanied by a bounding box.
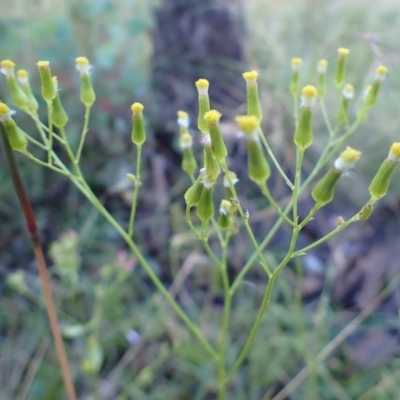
[1,0,400,399]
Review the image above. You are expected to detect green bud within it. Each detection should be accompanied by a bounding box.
[364,66,388,109]
[131,103,146,146]
[6,77,29,109]
[311,168,342,206]
[6,270,26,291]
[204,110,227,161]
[359,205,373,220]
[195,79,210,133]
[80,335,103,376]
[52,94,68,129]
[203,143,220,181]
[289,59,302,98]
[334,48,350,87]
[184,176,203,207]
[17,70,39,113]
[37,61,56,101]
[4,121,28,153]
[218,213,230,229]
[182,148,197,178]
[369,158,397,200]
[246,139,270,184]
[243,71,262,120]
[337,84,354,126]
[196,186,214,221]
[317,59,328,98]
[294,108,312,149]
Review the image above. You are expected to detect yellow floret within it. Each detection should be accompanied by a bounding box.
[235,115,259,134]
[390,143,400,158]
[75,57,89,66]
[302,85,317,98]
[338,48,350,56]
[376,65,388,76]
[37,61,50,68]
[181,133,192,143]
[131,102,144,115]
[318,59,328,67]
[291,58,302,66]
[0,102,11,116]
[17,69,28,77]
[220,199,231,211]
[204,110,221,125]
[1,60,15,69]
[195,79,209,88]
[177,110,188,119]
[340,146,361,163]
[343,84,354,93]
[242,70,258,82]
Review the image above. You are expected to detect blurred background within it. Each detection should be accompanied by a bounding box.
[1,0,400,398]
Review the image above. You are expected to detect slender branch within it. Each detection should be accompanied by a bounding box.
[75,105,91,163]
[0,129,77,400]
[128,145,142,237]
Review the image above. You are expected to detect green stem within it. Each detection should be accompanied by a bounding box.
[260,183,297,227]
[128,145,142,237]
[292,148,305,224]
[217,232,232,400]
[75,105,91,163]
[221,162,272,277]
[46,101,53,164]
[258,128,294,190]
[319,99,334,137]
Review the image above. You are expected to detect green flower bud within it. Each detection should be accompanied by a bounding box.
[177,110,189,136]
[1,60,29,109]
[312,147,362,206]
[0,102,28,152]
[131,102,146,146]
[364,66,388,108]
[217,199,231,229]
[75,57,96,107]
[317,59,328,98]
[202,135,220,181]
[359,205,373,220]
[311,168,342,206]
[196,186,214,221]
[37,61,56,101]
[224,171,239,200]
[80,335,103,376]
[184,175,203,207]
[6,270,26,291]
[17,70,39,113]
[369,143,400,199]
[243,70,262,120]
[195,79,210,133]
[235,115,270,184]
[337,84,354,126]
[334,48,350,87]
[182,148,197,178]
[51,77,68,129]
[289,58,302,98]
[204,110,227,161]
[294,86,317,149]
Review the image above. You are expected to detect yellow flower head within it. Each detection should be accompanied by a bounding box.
[0,102,13,122]
[16,69,29,84]
[75,57,92,75]
[235,115,259,135]
[37,61,50,69]
[181,132,193,149]
[291,57,302,71]
[301,85,317,108]
[224,171,238,188]
[1,59,16,77]
[195,79,209,96]
[219,199,231,215]
[389,142,400,161]
[317,59,328,74]
[242,70,258,83]
[342,83,354,99]
[204,110,221,125]
[177,110,189,128]
[375,65,388,81]
[334,146,361,171]
[131,102,144,116]
[338,48,350,57]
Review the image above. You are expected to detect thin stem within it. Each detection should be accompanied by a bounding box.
[46,101,53,164]
[221,162,272,277]
[258,128,294,190]
[217,232,232,400]
[319,99,334,137]
[292,147,305,224]
[75,105,91,163]
[0,129,77,400]
[260,182,297,227]
[128,145,142,237]
[26,153,74,177]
